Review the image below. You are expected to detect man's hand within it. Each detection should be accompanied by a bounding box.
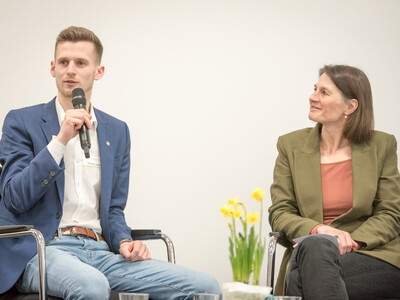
[119,240,152,262]
[317,225,359,255]
[56,109,92,145]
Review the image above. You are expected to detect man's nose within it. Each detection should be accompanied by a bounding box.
[67,62,77,74]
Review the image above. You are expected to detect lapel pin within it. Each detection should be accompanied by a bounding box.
[106,141,110,146]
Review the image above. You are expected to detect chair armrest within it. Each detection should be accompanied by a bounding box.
[131,229,162,238]
[0,225,34,234]
[130,229,176,264]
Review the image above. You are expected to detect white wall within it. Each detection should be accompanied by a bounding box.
[1,0,399,288]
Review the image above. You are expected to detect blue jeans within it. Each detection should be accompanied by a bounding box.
[16,234,222,300]
[285,236,400,300]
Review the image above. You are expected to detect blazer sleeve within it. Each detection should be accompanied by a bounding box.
[351,135,400,249]
[0,110,64,214]
[268,136,320,247]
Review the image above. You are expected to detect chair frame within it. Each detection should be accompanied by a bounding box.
[0,226,175,300]
[266,232,279,295]
[0,225,47,300]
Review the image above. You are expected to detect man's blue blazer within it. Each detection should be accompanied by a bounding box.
[0,98,133,293]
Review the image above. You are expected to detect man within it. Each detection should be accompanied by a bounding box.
[0,26,221,299]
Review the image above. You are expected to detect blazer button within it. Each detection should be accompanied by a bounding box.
[56,212,61,219]
[49,171,56,178]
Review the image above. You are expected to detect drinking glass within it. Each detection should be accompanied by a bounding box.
[118,292,149,300]
[193,293,220,300]
[269,296,302,300]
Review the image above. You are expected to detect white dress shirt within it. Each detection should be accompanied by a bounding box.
[47,99,102,233]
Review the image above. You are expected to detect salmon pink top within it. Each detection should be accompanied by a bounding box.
[311,159,353,234]
[321,159,353,225]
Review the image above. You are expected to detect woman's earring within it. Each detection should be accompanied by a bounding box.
[344,114,348,119]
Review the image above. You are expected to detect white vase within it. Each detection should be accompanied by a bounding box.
[222,282,271,300]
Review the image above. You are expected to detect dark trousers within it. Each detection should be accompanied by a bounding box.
[285,236,400,300]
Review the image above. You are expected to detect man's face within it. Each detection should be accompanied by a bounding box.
[51,41,104,108]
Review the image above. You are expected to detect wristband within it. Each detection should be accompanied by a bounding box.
[118,238,133,249]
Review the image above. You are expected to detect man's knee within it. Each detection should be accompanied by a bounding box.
[63,271,110,300]
[188,273,222,296]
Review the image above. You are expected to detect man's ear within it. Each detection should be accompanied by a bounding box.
[345,98,358,116]
[95,65,105,81]
[50,61,56,78]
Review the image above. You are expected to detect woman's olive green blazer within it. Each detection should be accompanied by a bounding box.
[269,124,400,295]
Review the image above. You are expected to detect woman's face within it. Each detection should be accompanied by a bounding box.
[308,73,349,126]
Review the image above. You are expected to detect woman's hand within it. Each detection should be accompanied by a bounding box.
[317,225,359,255]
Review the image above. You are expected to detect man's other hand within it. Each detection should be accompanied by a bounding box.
[119,240,152,262]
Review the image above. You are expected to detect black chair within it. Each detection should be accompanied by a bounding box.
[0,226,176,300]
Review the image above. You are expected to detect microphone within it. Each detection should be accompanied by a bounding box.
[72,88,91,158]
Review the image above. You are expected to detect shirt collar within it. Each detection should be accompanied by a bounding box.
[55,97,98,130]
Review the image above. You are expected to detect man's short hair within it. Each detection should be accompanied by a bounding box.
[55,26,103,63]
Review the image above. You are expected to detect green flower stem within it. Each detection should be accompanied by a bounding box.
[240,202,247,240]
[259,200,263,245]
[252,197,265,285]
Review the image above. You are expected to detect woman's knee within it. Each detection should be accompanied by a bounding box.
[290,236,341,272]
[297,236,339,256]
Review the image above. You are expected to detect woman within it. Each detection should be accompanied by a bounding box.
[268,65,400,300]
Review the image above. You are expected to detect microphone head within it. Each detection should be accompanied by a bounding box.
[72,88,86,108]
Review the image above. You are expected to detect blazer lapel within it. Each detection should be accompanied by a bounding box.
[40,98,65,203]
[293,125,324,223]
[331,142,377,225]
[95,109,113,213]
[351,142,377,208]
[40,98,60,144]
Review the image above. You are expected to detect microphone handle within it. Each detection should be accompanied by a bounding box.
[75,103,91,158]
[79,124,91,158]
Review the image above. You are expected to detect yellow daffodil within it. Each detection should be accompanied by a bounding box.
[228,197,239,204]
[246,211,260,224]
[221,187,266,284]
[232,208,244,219]
[228,197,240,209]
[251,187,265,202]
[220,204,233,218]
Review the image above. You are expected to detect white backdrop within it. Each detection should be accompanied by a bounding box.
[1,0,399,289]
